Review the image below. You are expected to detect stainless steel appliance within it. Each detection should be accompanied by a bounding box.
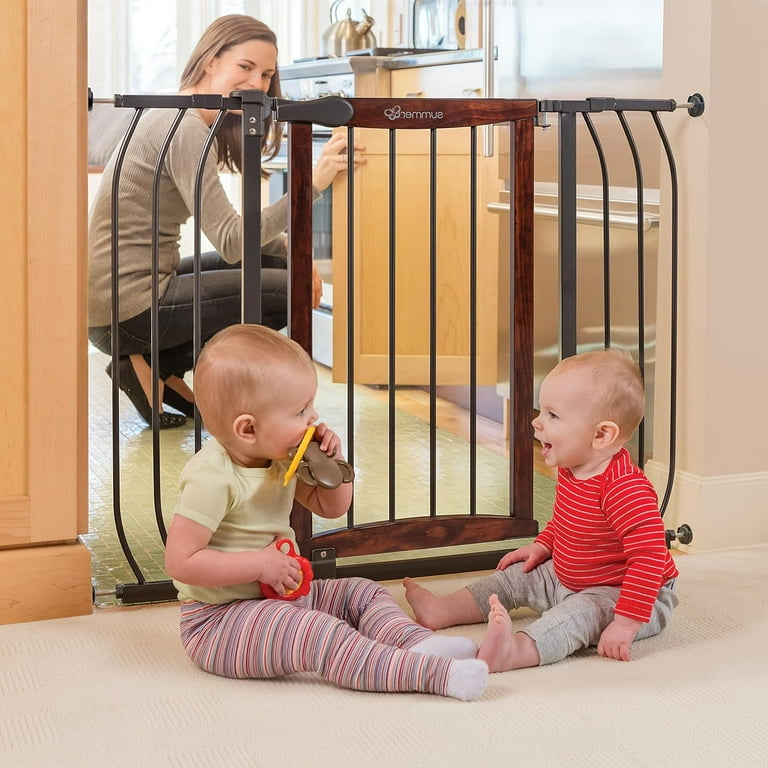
[321,2,377,57]
[484,0,665,442]
[410,0,460,49]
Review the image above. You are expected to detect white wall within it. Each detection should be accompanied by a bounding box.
[646,0,768,551]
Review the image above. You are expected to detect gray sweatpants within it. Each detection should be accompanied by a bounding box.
[465,559,678,665]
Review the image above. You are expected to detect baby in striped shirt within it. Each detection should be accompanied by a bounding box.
[165,324,488,700]
[405,348,679,671]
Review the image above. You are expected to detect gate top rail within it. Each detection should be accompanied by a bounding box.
[338,97,538,130]
[538,94,705,116]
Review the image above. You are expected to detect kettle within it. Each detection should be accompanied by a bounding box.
[321,1,377,57]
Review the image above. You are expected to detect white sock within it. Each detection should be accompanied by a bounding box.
[411,634,478,660]
[445,659,489,701]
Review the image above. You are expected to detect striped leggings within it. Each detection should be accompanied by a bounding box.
[179,577,453,694]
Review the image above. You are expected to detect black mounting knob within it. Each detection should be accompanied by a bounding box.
[687,93,705,117]
[665,523,694,548]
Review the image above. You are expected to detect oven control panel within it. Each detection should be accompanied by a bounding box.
[280,74,355,102]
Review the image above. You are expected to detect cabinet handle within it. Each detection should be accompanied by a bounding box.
[462,88,482,97]
[487,201,659,231]
[406,91,424,98]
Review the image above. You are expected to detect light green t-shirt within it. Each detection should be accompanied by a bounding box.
[171,438,296,604]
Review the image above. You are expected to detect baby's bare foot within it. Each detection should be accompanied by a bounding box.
[403,577,443,629]
[477,594,516,672]
[404,578,486,630]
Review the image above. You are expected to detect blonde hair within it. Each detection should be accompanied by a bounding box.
[194,324,315,439]
[179,14,283,173]
[553,348,645,438]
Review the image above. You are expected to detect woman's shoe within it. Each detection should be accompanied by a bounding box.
[162,386,196,418]
[106,358,187,429]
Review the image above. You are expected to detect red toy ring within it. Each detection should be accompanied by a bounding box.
[259,538,313,601]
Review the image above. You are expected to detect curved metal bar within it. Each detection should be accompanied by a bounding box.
[109,107,146,583]
[615,110,646,465]
[192,108,228,451]
[581,112,612,347]
[650,111,679,517]
[150,108,187,543]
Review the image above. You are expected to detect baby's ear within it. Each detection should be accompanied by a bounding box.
[593,420,621,449]
[232,413,257,440]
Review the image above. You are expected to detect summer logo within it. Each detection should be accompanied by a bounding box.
[384,104,445,121]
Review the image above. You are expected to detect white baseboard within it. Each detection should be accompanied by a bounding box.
[645,460,768,552]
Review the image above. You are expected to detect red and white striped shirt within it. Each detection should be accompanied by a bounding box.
[535,448,678,623]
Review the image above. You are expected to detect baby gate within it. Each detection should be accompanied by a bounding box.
[92,88,701,603]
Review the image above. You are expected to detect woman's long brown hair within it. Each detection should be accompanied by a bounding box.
[179,14,283,173]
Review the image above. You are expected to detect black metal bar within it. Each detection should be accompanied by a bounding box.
[469,126,478,517]
[109,107,146,585]
[651,111,679,517]
[615,110,646,464]
[558,111,578,359]
[150,108,187,544]
[346,125,356,530]
[429,128,438,518]
[192,109,228,450]
[581,112,612,347]
[388,129,397,523]
[115,93,241,111]
[539,97,678,114]
[507,120,517,519]
[238,91,269,323]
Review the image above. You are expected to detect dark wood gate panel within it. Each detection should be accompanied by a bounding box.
[286,98,539,578]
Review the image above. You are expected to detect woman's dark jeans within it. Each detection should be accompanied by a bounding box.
[88,252,287,377]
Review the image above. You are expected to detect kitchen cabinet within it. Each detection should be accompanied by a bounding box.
[331,61,503,384]
[0,0,91,625]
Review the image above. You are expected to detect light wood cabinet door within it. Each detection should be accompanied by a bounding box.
[0,0,91,624]
[331,63,501,385]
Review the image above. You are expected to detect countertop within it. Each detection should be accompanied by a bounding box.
[279,48,484,81]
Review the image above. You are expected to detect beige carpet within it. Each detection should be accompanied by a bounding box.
[1,547,767,768]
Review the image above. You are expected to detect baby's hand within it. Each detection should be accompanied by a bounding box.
[312,422,344,459]
[597,616,642,661]
[259,539,303,597]
[497,542,550,573]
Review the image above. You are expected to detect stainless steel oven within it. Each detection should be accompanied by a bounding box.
[265,137,334,366]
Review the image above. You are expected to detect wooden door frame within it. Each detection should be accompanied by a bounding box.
[0,0,91,624]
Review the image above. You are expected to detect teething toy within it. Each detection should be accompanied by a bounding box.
[283,427,355,490]
[259,538,313,601]
[283,426,317,486]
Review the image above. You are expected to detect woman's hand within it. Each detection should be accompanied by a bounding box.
[312,132,366,192]
[312,264,322,309]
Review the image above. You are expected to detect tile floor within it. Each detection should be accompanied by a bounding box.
[83,344,555,606]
